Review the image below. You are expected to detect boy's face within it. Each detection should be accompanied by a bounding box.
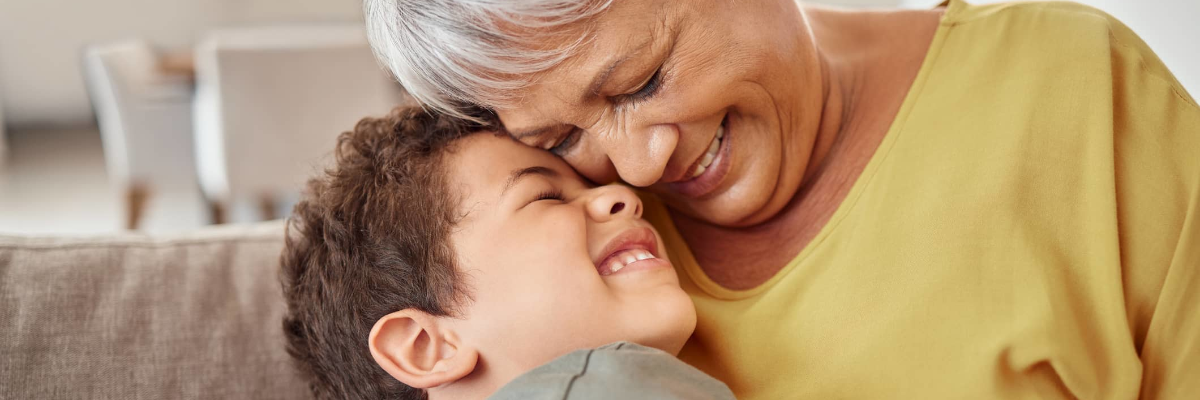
[447,133,696,377]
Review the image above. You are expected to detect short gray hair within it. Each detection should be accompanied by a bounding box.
[364,0,612,122]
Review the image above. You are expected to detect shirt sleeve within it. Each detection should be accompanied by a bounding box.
[1106,18,1200,399]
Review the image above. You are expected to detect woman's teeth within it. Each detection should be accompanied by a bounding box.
[691,124,725,178]
[604,249,657,275]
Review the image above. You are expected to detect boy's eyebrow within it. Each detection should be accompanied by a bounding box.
[501,166,560,196]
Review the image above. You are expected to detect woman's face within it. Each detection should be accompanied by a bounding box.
[497,0,824,227]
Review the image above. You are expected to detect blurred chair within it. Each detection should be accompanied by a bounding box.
[192,25,404,224]
[82,40,206,231]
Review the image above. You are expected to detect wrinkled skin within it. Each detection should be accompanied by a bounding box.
[498,0,943,288]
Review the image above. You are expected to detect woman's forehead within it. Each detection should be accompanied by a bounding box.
[544,0,671,86]
[501,3,675,132]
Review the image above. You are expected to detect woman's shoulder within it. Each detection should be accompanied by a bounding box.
[947,0,1144,54]
[938,0,1192,104]
[947,0,1122,28]
[904,4,1199,198]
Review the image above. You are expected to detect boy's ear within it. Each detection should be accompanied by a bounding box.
[368,309,479,389]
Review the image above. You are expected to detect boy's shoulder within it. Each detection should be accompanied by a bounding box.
[488,342,735,400]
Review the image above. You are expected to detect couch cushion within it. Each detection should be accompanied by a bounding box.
[0,221,310,399]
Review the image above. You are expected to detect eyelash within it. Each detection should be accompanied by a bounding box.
[624,67,664,104]
[534,189,565,203]
[548,129,581,156]
[548,67,665,156]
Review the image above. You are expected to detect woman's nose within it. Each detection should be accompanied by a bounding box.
[594,124,677,187]
[585,184,643,222]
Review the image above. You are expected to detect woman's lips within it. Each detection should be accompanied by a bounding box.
[668,115,732,198]
[594,227,668,276]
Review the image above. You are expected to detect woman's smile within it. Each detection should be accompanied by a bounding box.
[669,114,733,198]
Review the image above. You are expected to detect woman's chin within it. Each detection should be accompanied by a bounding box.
[661,144,794,227]
[665,186,782,228]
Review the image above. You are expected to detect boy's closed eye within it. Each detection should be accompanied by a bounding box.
[534,190,566,203]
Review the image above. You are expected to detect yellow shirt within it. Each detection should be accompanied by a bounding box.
[642,1,1200,398]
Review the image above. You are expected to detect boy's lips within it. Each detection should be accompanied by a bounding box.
[593,227,666,276]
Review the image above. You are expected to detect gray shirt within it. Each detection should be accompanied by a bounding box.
[488,342,736,400]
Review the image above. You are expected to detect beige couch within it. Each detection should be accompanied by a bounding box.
[0,221,311,399]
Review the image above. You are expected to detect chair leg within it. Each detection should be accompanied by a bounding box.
[208,199,226,225]
[258,194,277,221]
[125,183,149,230]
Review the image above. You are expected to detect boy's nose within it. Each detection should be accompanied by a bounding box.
[585,184,643,222]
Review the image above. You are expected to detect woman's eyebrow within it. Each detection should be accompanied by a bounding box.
[501,166,560,196]
[585,56,627,98]
[511,126,556,140]
[584,38,653,100]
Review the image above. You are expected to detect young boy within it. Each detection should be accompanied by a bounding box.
[280,107,734,400]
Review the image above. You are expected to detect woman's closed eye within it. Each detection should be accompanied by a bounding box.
[548,128,582,156]
[548,67,665,156]
[619,67,664,104]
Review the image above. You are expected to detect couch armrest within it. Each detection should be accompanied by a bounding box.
[0,221,311,399]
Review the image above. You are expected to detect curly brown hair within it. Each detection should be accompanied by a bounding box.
[280,106,494,400]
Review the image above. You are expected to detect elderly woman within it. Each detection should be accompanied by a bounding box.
[364,0,1199,398]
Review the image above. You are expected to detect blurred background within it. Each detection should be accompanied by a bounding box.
[0,0,1195,234]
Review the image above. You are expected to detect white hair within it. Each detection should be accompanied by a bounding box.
[364,0,613,122]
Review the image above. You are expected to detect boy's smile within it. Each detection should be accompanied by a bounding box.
[594,226,668,276]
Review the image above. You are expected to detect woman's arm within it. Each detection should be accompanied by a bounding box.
[1107,17,1200,397]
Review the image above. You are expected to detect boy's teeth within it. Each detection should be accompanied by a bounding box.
[602,249,657,275]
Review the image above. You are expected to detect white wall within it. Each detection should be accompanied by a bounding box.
[812,0,906,7]
[0,0,363,128]
[2,0,1195,128]
[901,0,1199,95]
